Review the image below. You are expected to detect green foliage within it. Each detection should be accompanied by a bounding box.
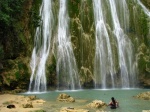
[13,22,26,44]
[29,0,42,30]
[27,0,42,47]
[0,0,24,28]
[48,57,56,74]
[0,1,12,27]
[68,0,80,17]
[138,43,150,75]
[15,71,20,80]
[139,11,149,36]
[2,57,30,90]
[16,61,30,80]
[30,11,41,28]
[141,0,150,10]
[0,44,4,60]
[0,0,27,59]
[0,0,42,91]
[13,61,30,89]
[47,56,57,87]
[139,56,146,73]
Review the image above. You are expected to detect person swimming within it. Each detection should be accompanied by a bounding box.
[108,97,119,109]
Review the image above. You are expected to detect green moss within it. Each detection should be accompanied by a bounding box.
[15,71,20,80]
[68,0,80,18]
[0,44,4,60]
[47,55,57,88]
[1,57,30,90]
[141,0,150,10]
[137,43,150,76]
[29,0,42,29]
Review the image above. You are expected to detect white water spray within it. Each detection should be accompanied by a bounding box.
[108,0,137,88]
[57,0,81,90]
[92,0,137,88]
[93,0,115,88]
[137,0,150,17]
[29,0,53,92]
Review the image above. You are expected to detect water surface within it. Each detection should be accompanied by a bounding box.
[23,89,150,112]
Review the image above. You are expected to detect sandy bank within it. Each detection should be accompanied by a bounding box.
[0,94,45,112]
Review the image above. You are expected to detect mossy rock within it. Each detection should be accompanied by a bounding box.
[1,56,30,91]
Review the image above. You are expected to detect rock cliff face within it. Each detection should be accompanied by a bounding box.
[0,0,39,92]
[0,0,150,91]
[45,0,150,89]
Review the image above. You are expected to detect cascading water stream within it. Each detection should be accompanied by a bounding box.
[93,0,115,88]
[137,0,150,17]
[56,0,81,90]
[93,0,138,88]
[108,0,137,88]
[28,0,53,92]
[28,0,140,91]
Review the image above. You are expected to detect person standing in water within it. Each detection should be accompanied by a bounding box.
[108,97,119,109]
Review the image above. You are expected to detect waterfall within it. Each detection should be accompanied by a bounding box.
[137,0,150,17]
[93,0,137,88]
[29,0,53,92]
[108,0,137,88]
[56,0,81,90]
[28,0,140,91]
[93,0,115,88]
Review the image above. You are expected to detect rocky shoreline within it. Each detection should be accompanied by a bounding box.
[0,91,150,112]
[0,93,107,112]
[0,94,45,112]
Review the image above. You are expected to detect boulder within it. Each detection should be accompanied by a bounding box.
[57,93,75,102]
[86,100,106,108]
[134,91,150,100]
[22,102,33,108]
[58,93,70,99]
[67,97,75,102]
[28,95,36,100]
[142,110,150,112]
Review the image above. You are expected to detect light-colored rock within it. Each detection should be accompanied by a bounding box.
[135,91,150,100]
[67,97,75,102]
[57,93,75,102]
[28,95,36,100]
[87,100,106,108]
[22,102,33,108]
[142,110,150,112]
[58,93,70,99]
[33,99,46,104]
[0,94,45,112]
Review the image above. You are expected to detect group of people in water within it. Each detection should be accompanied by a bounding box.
[108,97,119,109]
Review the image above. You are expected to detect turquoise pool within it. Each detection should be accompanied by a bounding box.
[22,89,150,112]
